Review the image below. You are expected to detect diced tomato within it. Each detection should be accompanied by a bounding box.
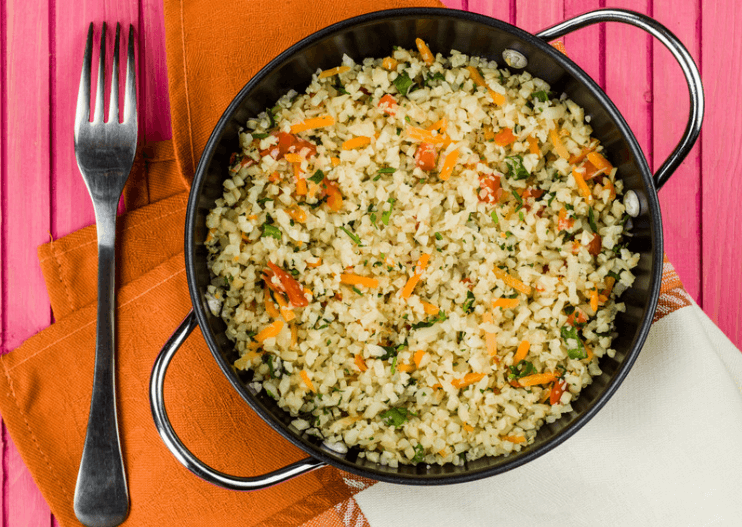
[378,94,398,116]
[478,173,503,204]
[240,157,255,168]
[260,132,317,161]
[263,262,308,307]
[587,233,602,256]
[521,187,545,200]
[494,127,516,147]
[550,379,567,405]
[558,208,575,230]
[415,142,438,171]
[582,160,599,180]
[566,309,588,327]
[322,179,343,212]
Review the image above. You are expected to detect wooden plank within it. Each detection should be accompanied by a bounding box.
[141,0,171,142]
[514,0,564,34]
[468,0,513,24]
[702,1,742,350]
[2,0,54,523]
[563,0,603,88]
[653,1,702,303]
[440,0,464,10]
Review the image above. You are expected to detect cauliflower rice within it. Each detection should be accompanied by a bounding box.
[204,41,639,467]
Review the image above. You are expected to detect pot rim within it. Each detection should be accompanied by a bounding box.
[184,7,662,484]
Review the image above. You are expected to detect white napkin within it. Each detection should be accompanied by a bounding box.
[349,301,742,526]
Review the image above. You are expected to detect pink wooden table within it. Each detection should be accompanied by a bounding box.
[1,0,739,524]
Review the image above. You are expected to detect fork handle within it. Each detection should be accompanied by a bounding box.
[74,199,129,527]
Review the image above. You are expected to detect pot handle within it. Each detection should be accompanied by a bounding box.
[149,311,325,490]
[536,9,704,190]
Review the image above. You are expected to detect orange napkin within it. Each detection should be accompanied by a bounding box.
[0,0,442,526]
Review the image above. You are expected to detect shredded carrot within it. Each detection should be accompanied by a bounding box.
[518,372,558,387]
[330,157,341,167]
[303,287,313,298]
[587,151,613,174]
[400,253,431,299]
[572,167,593,204]
[549,127,570,159]
[291,324,298,347]
[413,350,426,368]
[503,435,526,444]
[584,345,595,362]
[601,276,616,300]
[300,370,316,392]
[558,207,575,231]
[451,372,486,389]
[306,257,322,268]
[438,449,448,457]
[354,354,367,372]
[264,289,280,318]
[273,294,296,321]
[527,135,540,155]
[590,288,599,312]
[483,126,495,141]
[427,118,448,133]
[382,56,399,71]
[284,153,303,164]
[293,163,307,195]
[466,66,505,105]
[463,424,474,433]
[290,115,335,134]
[397,363,415,373]
[405,126,448,144]
[438,149,459,181]
[318,65,350,79]
[269,171,281,183]
[421,301,439,316]
[286,206,307,223]
[513,339,531,364]
[492,298,520,309]
[482,312,498,359]
[415,38,435,65]
[341,136,372,150]
[603,178,617,200]
[240,232,249,243]
[256,319,284,343]
[431,383,443,391]
[340,273,379,288]
[568,143,597,164]
[494,127,516,147]
[492,267,532,295]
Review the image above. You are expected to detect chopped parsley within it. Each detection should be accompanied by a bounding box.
[505,155,529,180]
[390,356,398,374]
[380,407,416,428]
[381,198,396,225]
[308,169,325,184]
[339,226,363,246]
[370,212,378,228]
[508,360,537,380]
[435,232,443,240]
[411,310,447,329]
[491,211,500,225]
[462,291,476,314]
[378,167,396,174]
[518,210,525,222]
[412,443,425,463]
[531,90,551,102]
[352,286,363,296]
[424,72,446,87]
[588,206,598,233]
[380,341,406,360]
[257,197,273,204]
[547,193,557,207]
[252,132,269,139]
[261,224,282,240]
[393,71,414,96]
[561,325,587,359]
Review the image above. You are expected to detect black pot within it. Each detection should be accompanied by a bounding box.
[150,7,703,489]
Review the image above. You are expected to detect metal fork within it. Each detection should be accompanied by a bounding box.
[73,22,136,527]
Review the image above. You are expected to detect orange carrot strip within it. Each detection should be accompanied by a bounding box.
[438,149,459,181]
[494,127,516,147]
[291,325,298,347]
[513,339,531,364]
[569,143,597,164]
[601,276,616,299]
[300,370,316,392]
[584,345,595,362]
[290,115,335,134]
[487,88,506,106]
[269,171,281,183]
[572,167,594,204]
[415,38,435,65]
[342,136,371,150]
[318,65,351,79]
[451,372,486,389]
[413,350,426,368]
[355,354,367,372]
[503,435,526,444]
[286,206,307,223]
[518,372,558,387]
[483,126,495,141]
[405,126,448,144]
[427,118,448,133]
[331,156,341,167]
[397,363,415,373]
[421,301,439,316]
[400,253,431,299]
[463,424,474,433]
[284,153,303,164]
[482,312,498,359]
[306,257,322,268]
[492,298,520,309]
[466,66,506,105]
[590,288,599,312]
[527,135,540,155]
[340,273,379,288]
[492,267,532,295]
[382,57,399,71]
[256,319,284,342]
[303,287,313,298]
[294,164,307,195]
[587,151,613,174]
[550,128,570,159]
[603,178,617,200]
[264,289,280,319]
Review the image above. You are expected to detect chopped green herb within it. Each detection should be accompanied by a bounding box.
[588,206,598,232]
[393,72,415,96]
[370,212,378,228]
[491,211,500,225]
[508,360,537,380]
[412,443,425,463]
[308,197,327,209]
[382,198,396,225]
[257,197,273,204]
[261,224,282,240]
[289,268,300,277]
[380,407,415,428]
[405,115,411,123]
[518,210,525,222]
[377,167,396,174]
[339,226,363,246]
[547,193,557,207]
[462,291,475,314]
[390,356,398,374]
[532,90,551,102]
[309,169,325,184]
[396,127,402,136]
[352,286,363,296]
[252,133,269,139]
[505,155,529,180]
[412,310,447,329]
[512,189,524,206]
[424,72,446,87]
[561,325,587,359]
[607,270,621,281]
[435,232,443,240]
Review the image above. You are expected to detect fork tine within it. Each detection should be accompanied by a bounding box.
[107,23,121,124]
[93,22,106,123]
[75,23,94,133]
[124,24,137,126]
